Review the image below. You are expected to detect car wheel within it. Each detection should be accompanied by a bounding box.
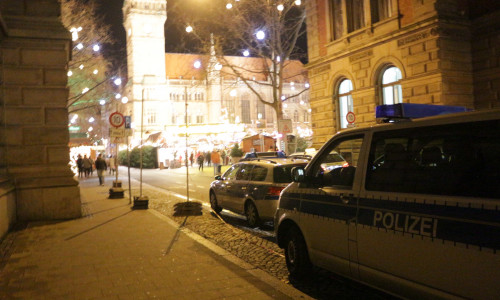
[245,201,260,227]
[284,226,311,278]
[210,192,222,213]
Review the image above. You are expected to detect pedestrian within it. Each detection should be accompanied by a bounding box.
[197,152,204,171]
[220,150,226,166]
[211,150,221,176]
[95,154,107,186]
[189,152,194,167]
[82,155,92,177]
[76,154,84,178]
[108,155,116,175]
[205,151,211,167]
[89,156,94,176]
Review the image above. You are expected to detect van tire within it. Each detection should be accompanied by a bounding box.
[245,201,261,227]
[284,226,311,278]
[210,192,222,213]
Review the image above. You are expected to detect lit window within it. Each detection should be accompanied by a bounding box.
[338,79,353,129]
[382,66,402,105]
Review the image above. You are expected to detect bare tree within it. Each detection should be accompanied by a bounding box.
[171,0,308,123]
[60,0,118,144]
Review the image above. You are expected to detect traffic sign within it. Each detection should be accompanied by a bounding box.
[109,112,125,128]
[278,119,293,134]
[346,111,356,124]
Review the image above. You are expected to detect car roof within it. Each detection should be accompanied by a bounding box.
[237,157,309,166]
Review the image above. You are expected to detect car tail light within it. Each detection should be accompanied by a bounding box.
[342,162,350,168]
[267,186,284,196]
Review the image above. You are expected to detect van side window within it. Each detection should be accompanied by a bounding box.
[313,136,364,187]
[366,120,500,198]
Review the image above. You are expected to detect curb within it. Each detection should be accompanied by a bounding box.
[148,209,312,300]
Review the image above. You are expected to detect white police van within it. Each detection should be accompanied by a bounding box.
[275,104,500,299]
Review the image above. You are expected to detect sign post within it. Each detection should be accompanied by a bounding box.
[278,119,293,154]
[346,111,356,128]
[109,112,125,199]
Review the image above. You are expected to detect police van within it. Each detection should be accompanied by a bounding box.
[275,104,500,299]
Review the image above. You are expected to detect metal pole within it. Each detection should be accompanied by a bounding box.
[127,135,131,204]
[140,88,144,197]
[185,86,189,202]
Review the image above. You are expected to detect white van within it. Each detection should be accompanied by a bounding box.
[275,105,500,299]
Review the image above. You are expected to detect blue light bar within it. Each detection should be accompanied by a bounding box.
[376,103,469,120]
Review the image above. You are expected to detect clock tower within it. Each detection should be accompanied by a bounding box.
[122,0,167,135]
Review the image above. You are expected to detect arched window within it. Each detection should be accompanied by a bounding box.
[382,66,402,105]
[338,79,353,129]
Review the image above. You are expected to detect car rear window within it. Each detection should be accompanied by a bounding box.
[273,165,301,183]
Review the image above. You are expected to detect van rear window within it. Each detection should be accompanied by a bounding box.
[365,119,500,199]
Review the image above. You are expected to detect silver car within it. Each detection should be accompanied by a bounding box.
[209,158,308,227]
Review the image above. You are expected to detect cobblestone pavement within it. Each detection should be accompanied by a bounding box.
[140,186,394,300]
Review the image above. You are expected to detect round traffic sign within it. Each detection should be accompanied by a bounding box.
[346,111,356,124]
[109,112,125,128]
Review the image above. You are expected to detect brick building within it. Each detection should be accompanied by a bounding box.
[305,0,500,148]
[0,0,81,239]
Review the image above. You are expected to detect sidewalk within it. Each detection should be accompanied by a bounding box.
[0,176,309,300]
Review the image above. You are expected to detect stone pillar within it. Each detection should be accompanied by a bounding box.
[0,0,81,221]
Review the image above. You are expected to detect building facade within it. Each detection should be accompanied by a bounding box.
[305,0,500,148]
[122,0,311,153]
[0,0,82,238]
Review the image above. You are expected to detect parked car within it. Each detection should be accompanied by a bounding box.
[209,158,308,227]
[275,104,500,299]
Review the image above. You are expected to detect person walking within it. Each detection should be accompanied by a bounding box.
[95,154,107,186]
[211,150,221,176]
[197,152,204,171]
[108,155,116,175]
[205,151,211,167]
[82,155,92,177]
[76,154,84,178]
[189,152,194,167]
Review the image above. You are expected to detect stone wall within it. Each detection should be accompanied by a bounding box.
[305,0,493,149]
[0,0,81,230]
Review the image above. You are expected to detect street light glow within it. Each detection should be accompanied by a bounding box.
[295,0,301,5]
[256,30,266,40]
[277,4,284,11]
[226,3,232,9]
[99,99,106,105]
[194,60,202,69]
[93,44,100,52]
[82,87,89,94]
[93,69,98,75]
[89,117,95,123]
[67,71,73,77]
[114,78,122,86]
[243,49,250,56]
[76,43,83,50]
[115,93,122,99]
[185,25,193,33]
[121,96,129,104]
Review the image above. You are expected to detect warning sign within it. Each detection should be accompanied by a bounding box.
[278,119,293,134]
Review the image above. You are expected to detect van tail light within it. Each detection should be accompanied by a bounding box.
[267,186,285,197]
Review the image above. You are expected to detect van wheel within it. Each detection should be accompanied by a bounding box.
[245,202,260,227]
[284,226,311,278]
[210,192,222,213]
